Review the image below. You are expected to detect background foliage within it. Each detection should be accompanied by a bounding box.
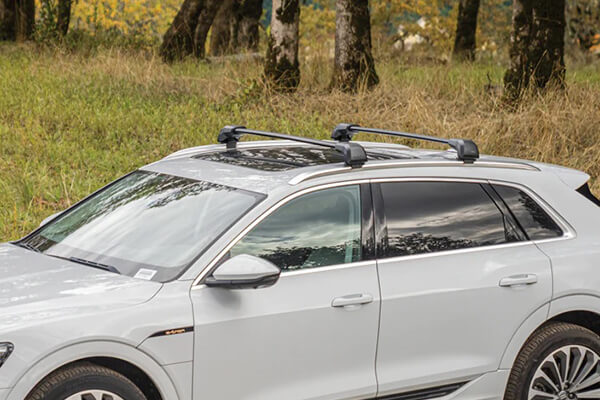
[1,0,600,239]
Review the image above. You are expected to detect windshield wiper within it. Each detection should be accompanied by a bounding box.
[48,254,121,274]
[15,242,41,253]
[68,257,121,274]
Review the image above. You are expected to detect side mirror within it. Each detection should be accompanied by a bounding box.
[205,254,281,290]
[39,212,61,227]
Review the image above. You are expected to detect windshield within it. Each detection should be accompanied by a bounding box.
[20,171,264,282]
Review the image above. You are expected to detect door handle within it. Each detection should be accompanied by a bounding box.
[332,293,374,308]
[499,274,538,287]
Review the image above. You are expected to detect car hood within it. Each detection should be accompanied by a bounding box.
[0,243,162,332]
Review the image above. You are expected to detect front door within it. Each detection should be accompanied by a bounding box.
[373,180,553,395]
[191,184,381,400]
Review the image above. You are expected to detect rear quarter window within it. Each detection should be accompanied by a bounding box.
[492,185,563,240]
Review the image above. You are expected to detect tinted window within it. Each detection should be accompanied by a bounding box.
[230,186,362,271]
[22,171,264,282]
[493,185,563,240]
[195,147,397,171]
[380,182,519,258]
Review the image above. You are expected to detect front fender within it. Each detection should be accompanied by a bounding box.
[7,340,181,400]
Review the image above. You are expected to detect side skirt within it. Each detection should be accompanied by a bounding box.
[374,381,468,400]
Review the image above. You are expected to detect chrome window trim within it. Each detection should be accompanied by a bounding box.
[288,160,539,185]
[376,241,536,265]
[191,260,376,291]
[281,260,376,277]
[192,179,370,286]
[192,177,573,286]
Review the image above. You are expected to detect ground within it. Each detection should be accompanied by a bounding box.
[1,43,600,240]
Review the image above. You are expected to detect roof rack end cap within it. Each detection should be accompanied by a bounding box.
[448,139,479,163]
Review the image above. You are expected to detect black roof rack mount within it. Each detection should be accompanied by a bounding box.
[217,125,367,168]
[331,123,480,163]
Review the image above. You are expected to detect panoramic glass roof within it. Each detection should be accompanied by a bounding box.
[194,146,409,171]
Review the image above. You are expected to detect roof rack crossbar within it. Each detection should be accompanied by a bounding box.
[217,125,367,168]
[331,123,479,163]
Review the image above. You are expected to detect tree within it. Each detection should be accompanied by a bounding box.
[56,0,72,36]
[210,0,239,56]
[237,0,263,51]
[209,0,262,56]
[1,0,33,41]
[330,0,379,92]
[264,0,301,90]
[453,0,480,61]
[504,0,566,101]
[0,0,15,40]
[14,0,34,41]
[160,0,220,62]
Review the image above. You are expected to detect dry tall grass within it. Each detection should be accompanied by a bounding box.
[1,43,600,240]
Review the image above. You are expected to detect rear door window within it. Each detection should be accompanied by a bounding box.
[378,181,520,258]
[492,185,563,240]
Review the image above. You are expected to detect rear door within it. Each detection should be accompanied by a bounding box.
[373,179,553,395]
[191,183,381,400]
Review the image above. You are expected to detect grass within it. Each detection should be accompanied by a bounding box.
[1,42,600,241]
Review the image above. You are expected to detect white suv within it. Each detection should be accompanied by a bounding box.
[2,124,600,400]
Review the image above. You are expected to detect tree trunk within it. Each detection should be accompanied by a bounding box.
[238,0,263,51]
[210,0,263,56]
[56,0,72,36]
[452,0,480,61]
[0,0,16,41]
[14,0,34,41]
[503,0,566,101]
[330,0,379,92]
[209,0,239,56]
[529,0,566,89]
[504,0,533,101]
[193,0,221,58]
[264,0,301,91]
[160,0,219,62]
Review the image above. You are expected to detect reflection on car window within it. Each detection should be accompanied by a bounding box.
[493,185,563,240]
[22,171,264,282]
[230,186,362,271]
[380,182,519,258]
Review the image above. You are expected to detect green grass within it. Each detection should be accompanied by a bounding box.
[2,43,600,241]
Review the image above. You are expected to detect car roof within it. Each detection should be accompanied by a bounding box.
[142,140,588,194]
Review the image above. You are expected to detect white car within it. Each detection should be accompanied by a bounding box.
[2,124,600,400]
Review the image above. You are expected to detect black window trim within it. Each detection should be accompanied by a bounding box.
[371,178,574,262]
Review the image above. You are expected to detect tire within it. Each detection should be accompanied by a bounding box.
[26,362,147,400]
[504,322,600,400]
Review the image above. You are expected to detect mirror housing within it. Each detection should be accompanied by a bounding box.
[39,212,61,228]
[205,254,281,290]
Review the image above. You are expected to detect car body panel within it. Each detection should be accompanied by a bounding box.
[375,242,552,394]
[6,341,181,400]
[498,303,550,370]
[191,263,381,400]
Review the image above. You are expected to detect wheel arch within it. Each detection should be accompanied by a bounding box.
[500,295,600,370]
[7,341,180,400]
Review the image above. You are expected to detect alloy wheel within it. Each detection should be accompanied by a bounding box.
[64,390,124,400]
[529,345,600,399]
